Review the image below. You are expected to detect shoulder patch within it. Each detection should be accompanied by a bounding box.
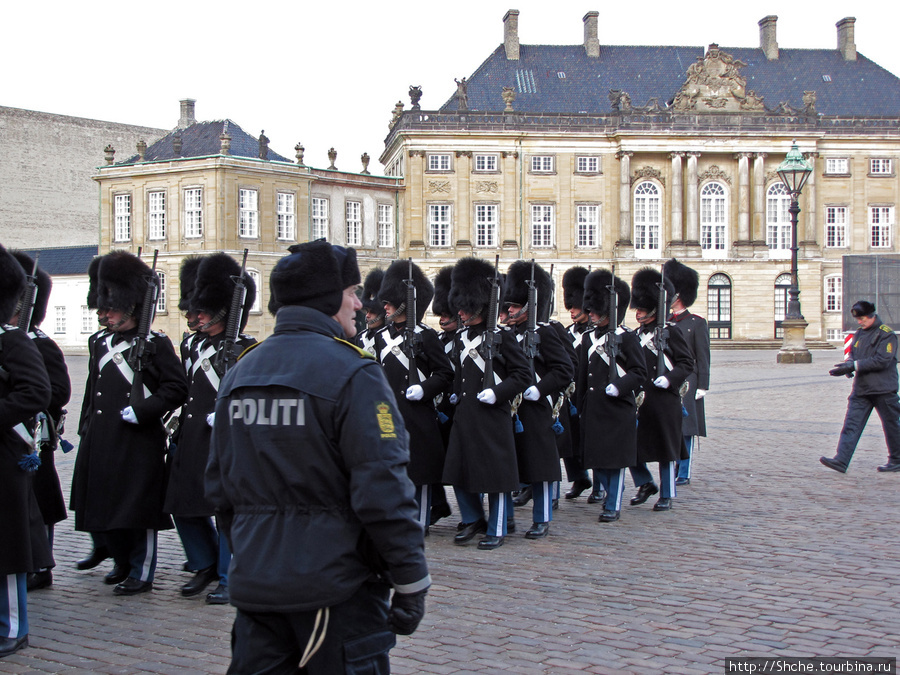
[237,341,263,361]
[334,336,376,359]
[880,324,893,333]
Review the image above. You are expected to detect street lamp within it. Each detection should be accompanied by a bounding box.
[775,140,814,363]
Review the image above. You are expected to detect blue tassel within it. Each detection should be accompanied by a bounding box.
[569,403,578,418]
[19,452,41,473]
[552,419,564,436]
[514,415,524,433]
[437,411,449,424]
[682,405,689,418]
[60,438,75,453]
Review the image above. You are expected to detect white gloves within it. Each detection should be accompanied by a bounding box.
[605,383,619,397]
[653,376,670,389]
[477,389,497,405]
[405,385,424,401]
[449,394,458,405]
[695,389,707,400]
[523,385,540,401]
[207,412,216,427]
[121,407,139,424]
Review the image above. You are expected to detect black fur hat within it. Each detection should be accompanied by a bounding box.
[361,268,385,314]
[851,300,876,318]
[562,267,589,310]
[97,250,154,315]
[583,270,630,322]
[268,240,345,316]
[192,252,258,331]
[503,260,553,323]
[10,250,51,330]
[630,267,675,315]
[431,266,455,317]
[178,256,204,312]
[449,257,496,316]
[0,244,26,324]
[378,260,434,323]
[86,256,102,310]
[663,258,699,308]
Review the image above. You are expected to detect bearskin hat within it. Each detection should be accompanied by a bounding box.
[192,252,258,331]
[379,260,434,323]
[562,267,589,310]
[0,244,26,324]
[178,255,204,312]
[503,260,553,323]
[431,266,455,317]
[583,269,630,323]
[851,300,876,318]
[663,258,699,308]
[268,240,345,316]
[97,250,154,315]
[360,268,385,314]
[630,267,675,315]
[86,256,102,310]
[449,256,497,316]
[10,250,51,330]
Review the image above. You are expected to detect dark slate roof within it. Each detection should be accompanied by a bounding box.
[442,44,900,117]
[18,245,98,275]
[116,120,292,165]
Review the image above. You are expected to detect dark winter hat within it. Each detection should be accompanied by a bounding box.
[268,240,345,316]
[432,266,456,317]
[332,245,361,288]
[449,256,496,316]
[361,268,386,314]
[86,256,103,310]
[192,252,258,331]
[178,255,204,312]
[583,269,630,322]
[562,267,589,310]
[503,260,553,323]
[0,244,26,324]
[630,267,675,315]
[10,250,51,330]
[663,258,699,308]
[378,260,435,323]
[97,250,154,315]
[851,300,876,318]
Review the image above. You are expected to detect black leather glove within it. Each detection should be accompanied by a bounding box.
[387,588,427,635]
[829,361,854,377]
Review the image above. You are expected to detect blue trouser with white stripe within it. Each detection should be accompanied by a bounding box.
[629,462,676,499]
[677,436,693,480]
[530,481,554,524]
[105,529,158,583]
[414,484,432,531]
[1,574,27,639]
[454,490,513,536]
[597,468,626,511]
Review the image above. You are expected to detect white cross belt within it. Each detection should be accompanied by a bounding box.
[639,331,673,372]
[459,332,500,386]
[381,330,425,382]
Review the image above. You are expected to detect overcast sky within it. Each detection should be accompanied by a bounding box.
[5,1,899,172]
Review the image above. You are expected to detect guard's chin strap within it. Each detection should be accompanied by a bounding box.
[385,302,406,322]
[570,309,587,323]
[439,314,459,329]
[366,312,385,327]
[506,302,529,322]
[107,306,135,331]
[199,308,227,332]
[462,308,483,326]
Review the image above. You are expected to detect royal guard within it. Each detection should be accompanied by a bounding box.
[356,268,385,355]
[176,256,205,372]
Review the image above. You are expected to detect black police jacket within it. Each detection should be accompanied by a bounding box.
[850,317,899,396]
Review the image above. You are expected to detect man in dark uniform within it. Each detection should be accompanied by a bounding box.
[166,252,257,605]
[664,259,710,486]
[70,250,188,595]
[429,265,457,525]
[444,257,532,550]
[375,260,453,530]
[578,269,647,522]
[206,240,429,674]
[357,267,386,356]
[9,251,71,591]
[821,300,900,473]
[503,261,573,538]
[0,243,52,659]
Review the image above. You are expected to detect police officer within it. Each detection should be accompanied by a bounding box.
[357,267,386,355]
[821,300,900,473]
[206,240,429,674]
[0,243,52,659]
[664,259,710,486]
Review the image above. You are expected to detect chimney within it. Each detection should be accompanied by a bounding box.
[837,17,857,61]
[583,11,600,58]
[758,15,778,60]
[178,98,196,129]
[504,9,520,60]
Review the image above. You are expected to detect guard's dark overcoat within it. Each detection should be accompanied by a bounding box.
[443,323,531,493]
[436,329,459,449]
[373,322,453,486]
[548,320,578,460]
[576,325,647,469]
[635,322,694,464]
[670,311,710,437]
[0,326,53,575]
[70,328,188,532]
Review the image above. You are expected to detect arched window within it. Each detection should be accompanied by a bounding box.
[774,273,791,338]
[700,182,727,258]
[707,273,732,339]
[634,181,661,258]
[766,183,791,259]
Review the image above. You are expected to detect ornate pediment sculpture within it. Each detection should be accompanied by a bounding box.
[673,44,765,113]
[698,165,732,186]
[631,166,665,186]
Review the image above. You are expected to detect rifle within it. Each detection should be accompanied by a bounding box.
[16,253,40,332]
[605,263,621,386]
[655,263,669,375]
[213,249,249,375]
[402,258,422,385]
[126,250,160,404]
[479,255,501,387]
[522,259,540,383]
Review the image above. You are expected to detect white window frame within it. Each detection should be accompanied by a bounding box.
[576,156,600,174]
[345,200,362,246]
[869,206,894,249]
[427,154,452,172]
[473,154,499,172]
[428,204,452,248]
[530,156,555,173]
[700,182,728,258]
[530,204,555,248]
[825,206,848,248]
[239,188,259,238]
[870,158,893,175]
[114,194,131,242]
[475,203,498,248]
[148,191,166,240]
[825,158,849,175]
[81,305,94,333]
[311,197,329,240]
[54,306,66,334]
[247,269,262,313]
[184,187,203,238]
[633,181,661,258]
[824,275,842,313]
[377,204,394,248]
[766,182,791,259]
[156,271,166,313]
[576,204,599,248]
[276,192,296,241]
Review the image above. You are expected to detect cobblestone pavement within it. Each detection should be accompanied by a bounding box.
[3,350,899,674]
